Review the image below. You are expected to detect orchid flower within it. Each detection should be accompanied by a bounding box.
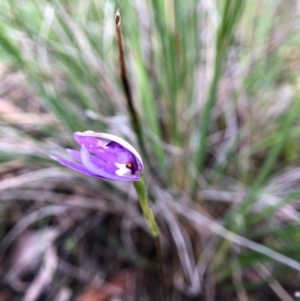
[51,130,165,298]
[51,131,143,181]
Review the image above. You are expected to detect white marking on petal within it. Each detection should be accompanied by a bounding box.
[115,163,132,176]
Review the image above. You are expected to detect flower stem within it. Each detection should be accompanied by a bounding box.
[115,11,146,159]
[133,176,167,301]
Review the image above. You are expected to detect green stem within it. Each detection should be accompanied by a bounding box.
[133,176,167,301]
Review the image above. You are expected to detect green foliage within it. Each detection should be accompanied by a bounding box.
[1,0,300,298]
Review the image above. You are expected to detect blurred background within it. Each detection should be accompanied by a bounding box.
[1,0,300,300]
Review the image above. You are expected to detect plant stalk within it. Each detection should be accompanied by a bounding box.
[115,10,167,186]
[115,10,146,158]
[133,176,167,301]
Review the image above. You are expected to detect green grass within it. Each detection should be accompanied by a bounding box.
[1,0,300,299]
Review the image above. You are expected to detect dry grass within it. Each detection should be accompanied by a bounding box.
[1,1,300,300]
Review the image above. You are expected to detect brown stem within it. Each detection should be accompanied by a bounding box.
[115,10,167,186]
[115,10,145,155]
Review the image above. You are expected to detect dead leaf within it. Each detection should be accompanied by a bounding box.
[21,245,58,301]
[5,228,58,291]
[74,270,134,301]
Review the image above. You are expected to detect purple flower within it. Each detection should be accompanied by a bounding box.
[51,131,143,181]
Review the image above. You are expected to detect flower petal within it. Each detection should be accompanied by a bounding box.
[66,149,81,161]
[74,134,107,149]
[50,155,105,179]
[74,133,116,164]
[105,141,139,173]
[80,145,140,182]
[75,131,144,173]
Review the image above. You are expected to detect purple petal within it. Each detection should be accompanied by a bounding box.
[66,149,81,161]
[91,133,144,172]
[74,134,107,149]
[75,131,144,174]
[80,145,140,182]
[50,155,106,179]
[74,133,116,164]
[106,141,139,172]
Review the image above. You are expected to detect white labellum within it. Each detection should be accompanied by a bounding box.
[115,163,132,176]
